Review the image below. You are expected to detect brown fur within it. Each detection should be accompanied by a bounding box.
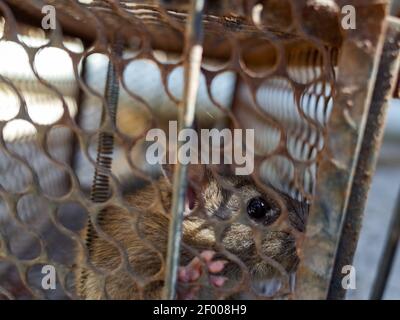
[76,172,307,299]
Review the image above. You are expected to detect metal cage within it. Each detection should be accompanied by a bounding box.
[0,0,399,300]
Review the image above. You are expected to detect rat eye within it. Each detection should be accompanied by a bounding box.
[247,197,280,225]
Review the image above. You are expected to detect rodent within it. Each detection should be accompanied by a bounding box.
[76,165,308,299]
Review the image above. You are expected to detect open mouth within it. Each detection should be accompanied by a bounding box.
[184,185,197,216]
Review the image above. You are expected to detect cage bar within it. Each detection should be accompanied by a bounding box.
[0,0,398,300]
[328,16,400,300]
[163,0,205,300]
[296,1,390,299]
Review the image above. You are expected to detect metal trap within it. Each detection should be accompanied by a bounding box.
[0,0,399,300]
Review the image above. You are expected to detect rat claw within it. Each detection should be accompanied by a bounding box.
[178,266,190,283]
[179,256,203,283]
[177,250,228,299]
[210,275,228,288]
[184,256,202,281]
[199,250,215,262]
[207,260,228,273]
[188,267,201,282]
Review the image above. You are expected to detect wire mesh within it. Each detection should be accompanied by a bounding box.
[0,0,393,300]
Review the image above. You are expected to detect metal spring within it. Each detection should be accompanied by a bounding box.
[90,132,115,203]
[79,38,123,296]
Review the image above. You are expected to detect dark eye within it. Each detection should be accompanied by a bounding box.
[247,197,280,225]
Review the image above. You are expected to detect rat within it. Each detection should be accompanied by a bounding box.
[76,164,308,299]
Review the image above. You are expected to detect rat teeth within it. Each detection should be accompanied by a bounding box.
[183,201,192,217]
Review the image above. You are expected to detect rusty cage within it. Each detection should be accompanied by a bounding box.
[0,0,399,300]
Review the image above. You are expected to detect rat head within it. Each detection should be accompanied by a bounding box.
[185,165,308,295]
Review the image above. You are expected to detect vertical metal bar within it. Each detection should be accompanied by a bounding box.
[163,0,205,300]
[327,17,400,300]
[296,2,389,299]
[370,188,400,299]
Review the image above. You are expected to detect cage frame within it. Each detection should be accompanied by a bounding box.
[0,0,399,300]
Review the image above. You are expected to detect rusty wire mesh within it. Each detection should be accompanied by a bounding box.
[0,0,392,299]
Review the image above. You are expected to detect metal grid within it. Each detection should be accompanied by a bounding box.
[0,0,397,299]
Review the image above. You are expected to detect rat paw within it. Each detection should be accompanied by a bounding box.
[177,250,227,300]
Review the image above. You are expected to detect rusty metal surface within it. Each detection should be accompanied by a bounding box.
[327,16,400,300]
[4,0,343,48]
[0,0,394,300]
[296,2,390,299]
